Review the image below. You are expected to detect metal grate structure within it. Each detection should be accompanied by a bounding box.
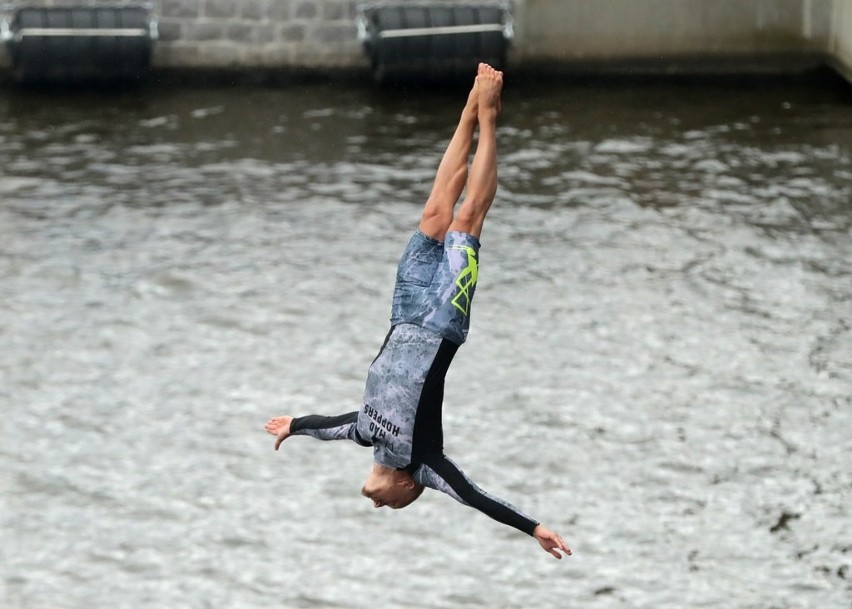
[1,3,157,83]
[357,1,513,83]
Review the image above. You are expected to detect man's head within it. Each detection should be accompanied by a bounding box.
[361,464,424,509]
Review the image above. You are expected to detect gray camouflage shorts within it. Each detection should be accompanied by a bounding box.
[390,229,481,345]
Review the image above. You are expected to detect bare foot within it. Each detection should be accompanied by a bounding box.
[476,63,503,119]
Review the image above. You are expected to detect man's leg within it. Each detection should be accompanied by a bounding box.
[448,64,503,239]
[418,80,479,241]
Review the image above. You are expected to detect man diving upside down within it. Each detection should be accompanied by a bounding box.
[265,64,571,559]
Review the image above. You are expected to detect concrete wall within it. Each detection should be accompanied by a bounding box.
[0,0,850,82]
[512,0,831,68]
[829,0,852,80]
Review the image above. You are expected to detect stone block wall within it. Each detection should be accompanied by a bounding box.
[154,0,366,69]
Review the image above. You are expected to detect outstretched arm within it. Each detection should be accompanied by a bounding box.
[265,412,370,450]
[416,455,571,559]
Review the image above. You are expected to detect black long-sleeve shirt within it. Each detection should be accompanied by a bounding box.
[289,323,539,536]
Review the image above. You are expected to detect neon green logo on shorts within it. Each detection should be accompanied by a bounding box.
[450,245,478,316]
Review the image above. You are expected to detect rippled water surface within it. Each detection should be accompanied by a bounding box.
[1,76,851,609]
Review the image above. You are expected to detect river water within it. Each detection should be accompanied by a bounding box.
[1,75,850,609]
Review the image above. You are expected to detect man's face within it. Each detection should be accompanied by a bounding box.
[361,470,423,509]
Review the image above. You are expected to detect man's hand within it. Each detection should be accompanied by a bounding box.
[265,416,293,450]
[533,524,572,559]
